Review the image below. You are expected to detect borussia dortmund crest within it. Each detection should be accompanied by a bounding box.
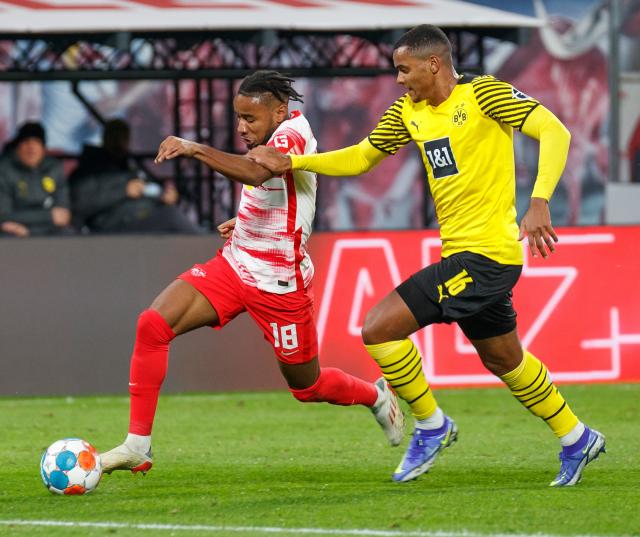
[452,103,468,127]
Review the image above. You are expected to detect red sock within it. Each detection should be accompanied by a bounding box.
[128,309,176,436]
[290,367,378,407]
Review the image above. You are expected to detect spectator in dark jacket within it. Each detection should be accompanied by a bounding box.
[70,119,201,234]
[0,122,73,237]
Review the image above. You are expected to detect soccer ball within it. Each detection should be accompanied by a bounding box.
[40,438,102,495]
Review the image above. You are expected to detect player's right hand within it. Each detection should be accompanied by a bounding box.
[247,146,292,175]
[217,217,236,239]
[155,136,198,163]
[519,197,558,259]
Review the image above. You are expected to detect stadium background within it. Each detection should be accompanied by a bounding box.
[1,0,639,396]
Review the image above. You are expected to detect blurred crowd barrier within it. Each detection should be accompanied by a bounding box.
[1,1,640,230]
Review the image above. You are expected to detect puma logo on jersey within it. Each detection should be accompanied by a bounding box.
[410,120,420,131]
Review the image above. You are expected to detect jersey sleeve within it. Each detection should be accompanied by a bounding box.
[471,75,539,130]
[367,96,412,155]
[267,127,306,156]
[521,105,571,201]
[290,138,386,176]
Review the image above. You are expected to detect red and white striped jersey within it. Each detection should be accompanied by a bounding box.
[222,111,317,294]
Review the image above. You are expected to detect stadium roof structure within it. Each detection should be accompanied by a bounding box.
[0,0,542,80]
[0,0,541,34]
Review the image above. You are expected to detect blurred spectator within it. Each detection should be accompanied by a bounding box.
[0,122,73,237]
[70,119,201,234]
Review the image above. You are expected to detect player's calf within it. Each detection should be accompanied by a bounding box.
[289,367,377,407]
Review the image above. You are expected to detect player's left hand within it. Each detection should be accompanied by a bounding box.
[155,136,198,163]
[519,197,558,259]
[217,217,236,239]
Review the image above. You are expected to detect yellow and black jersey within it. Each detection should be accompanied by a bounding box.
[368,74,540,266]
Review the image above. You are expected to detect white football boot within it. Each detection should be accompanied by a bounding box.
[371,377,405,446]
[100,444,153,475]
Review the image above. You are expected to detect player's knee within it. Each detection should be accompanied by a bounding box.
[136,309,176,345]
[361,309,385,345]
[479,353,501,375]
[475,332,523,376]
[480,348,521,376]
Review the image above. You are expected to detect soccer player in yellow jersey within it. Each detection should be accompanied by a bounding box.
[249,25,605,486]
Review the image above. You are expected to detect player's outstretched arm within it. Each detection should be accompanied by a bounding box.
[519,105,571,259]
[248,138,387,177]
[247,96,407,177]
[155,136,272,186]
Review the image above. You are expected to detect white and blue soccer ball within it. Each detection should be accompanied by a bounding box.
[40,438,102,495]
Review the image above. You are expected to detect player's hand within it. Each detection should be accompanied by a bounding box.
[51,207,71,227]
[519,197,558,259]
[217,217,236,239]
[155,136,198,163]
[1,221,29,237]
[126,178,146,199]
[247,146,292,175]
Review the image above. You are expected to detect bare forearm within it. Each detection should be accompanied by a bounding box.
[193,143,272,186]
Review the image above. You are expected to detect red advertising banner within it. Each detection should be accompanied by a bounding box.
[309,226,640,386]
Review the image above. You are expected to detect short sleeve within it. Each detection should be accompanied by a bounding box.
[267,128,306,156]
[471,75,539,130]
[367,96,412,155]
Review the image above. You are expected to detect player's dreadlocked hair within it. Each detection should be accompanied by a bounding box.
[394,25,452,63]
[238,70,304,104]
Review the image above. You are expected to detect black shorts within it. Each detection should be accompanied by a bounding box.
[396,251,522,340]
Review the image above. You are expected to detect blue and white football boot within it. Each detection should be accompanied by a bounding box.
[392,415,458,483]
[550,427,606,487]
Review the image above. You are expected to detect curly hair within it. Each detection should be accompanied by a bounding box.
[238,70,304,104]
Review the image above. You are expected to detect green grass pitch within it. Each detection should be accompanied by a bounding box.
[1,384,638,537]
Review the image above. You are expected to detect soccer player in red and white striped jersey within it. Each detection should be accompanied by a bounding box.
[224,109,315,294]
[100,71,404,475]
